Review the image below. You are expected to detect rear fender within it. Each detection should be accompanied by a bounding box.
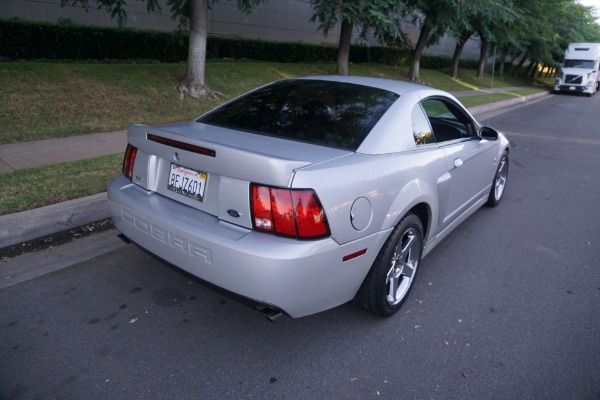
[381,179,437,241]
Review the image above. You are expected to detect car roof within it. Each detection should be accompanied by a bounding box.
[292,75,469,154]
[295,75,447,97]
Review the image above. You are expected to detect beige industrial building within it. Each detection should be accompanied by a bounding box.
[1,0,482,58]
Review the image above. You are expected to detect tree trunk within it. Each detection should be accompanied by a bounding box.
[336,19,354,76]
[498,52,507,78]
[523,59,536,77]
[538,64,545,78]
[450,33,471,79]
[476,40,489,78]
[408,19,433,83]
[177,0,221,99]
[506,53,520,73]
[530,62,539,78]
[512,55,527,76]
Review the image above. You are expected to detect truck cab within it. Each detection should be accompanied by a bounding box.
[554,43,600,97]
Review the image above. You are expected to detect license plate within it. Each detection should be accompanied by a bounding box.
[569,86,576,90]
[167,163,207,202]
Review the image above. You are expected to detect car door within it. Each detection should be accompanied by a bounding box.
[421,97,496,227]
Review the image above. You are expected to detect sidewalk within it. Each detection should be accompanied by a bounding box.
[0,87,551,249]
[0,130,127,173]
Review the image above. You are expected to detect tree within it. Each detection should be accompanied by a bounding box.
[446,1,515,79]
[498,0,600,78]
[61,0,267,98]
[449,30,473,79]
[446,0,600,81]
[310,0,405,75]
[403,0,464,83]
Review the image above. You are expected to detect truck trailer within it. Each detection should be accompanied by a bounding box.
[554,43,600,96]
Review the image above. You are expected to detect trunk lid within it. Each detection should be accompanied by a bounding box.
[126,122,351,229]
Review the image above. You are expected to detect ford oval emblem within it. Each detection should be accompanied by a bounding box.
[227,209,241,218]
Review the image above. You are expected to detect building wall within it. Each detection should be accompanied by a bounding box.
[1,0,482,59]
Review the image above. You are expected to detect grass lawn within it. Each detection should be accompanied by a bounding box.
[458,88,546,108]
[0,61,545,215]
[0,61,539,145]
[0,154,122,215]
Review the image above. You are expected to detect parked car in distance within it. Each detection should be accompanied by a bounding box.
[107,76,510,319]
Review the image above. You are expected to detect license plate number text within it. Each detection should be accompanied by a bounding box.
[167,164,207,202]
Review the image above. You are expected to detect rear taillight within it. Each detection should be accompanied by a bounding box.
[251,184,330,239]
[123,144,138,180]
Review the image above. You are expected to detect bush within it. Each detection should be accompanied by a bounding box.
[0,19,476,70]
[0,19,188,61]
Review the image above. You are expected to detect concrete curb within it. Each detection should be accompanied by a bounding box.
[1,90,551,249]
[0,192,109,249]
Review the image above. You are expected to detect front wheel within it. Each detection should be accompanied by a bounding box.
[486,151,509,207]
[356,213,423,317]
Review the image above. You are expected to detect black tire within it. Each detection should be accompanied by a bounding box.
[356,213,423,317]
[486,150,509,207]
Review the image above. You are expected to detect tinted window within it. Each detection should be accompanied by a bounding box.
[421,98,475,143]
[198,79,399,150]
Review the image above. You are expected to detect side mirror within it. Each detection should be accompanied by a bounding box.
[479,126,499,141]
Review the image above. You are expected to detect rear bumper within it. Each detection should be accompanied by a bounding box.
[107,175,387,317]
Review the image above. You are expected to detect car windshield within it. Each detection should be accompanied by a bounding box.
[564,59,595,69]
[197,79,399,150]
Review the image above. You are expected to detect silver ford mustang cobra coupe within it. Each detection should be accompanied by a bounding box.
[108,76,509,319]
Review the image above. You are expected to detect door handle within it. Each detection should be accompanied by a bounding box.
[453,158,463,168]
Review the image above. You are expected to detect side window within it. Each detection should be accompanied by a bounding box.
[411,104,435,145]
[421,98,475,143]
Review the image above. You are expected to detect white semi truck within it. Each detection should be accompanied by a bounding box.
[554,43,600,96]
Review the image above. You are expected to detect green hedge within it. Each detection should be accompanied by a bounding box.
[0,20,189,62]
[206,37,339,63]
[421,54,479,70]
[0,19,477,69]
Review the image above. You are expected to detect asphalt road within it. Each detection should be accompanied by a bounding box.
[2,93,600,400]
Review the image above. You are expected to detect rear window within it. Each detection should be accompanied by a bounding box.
[197,79,399,150]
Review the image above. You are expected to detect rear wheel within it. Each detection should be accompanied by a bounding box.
[486,151,509,207]
[356,213,423,317]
